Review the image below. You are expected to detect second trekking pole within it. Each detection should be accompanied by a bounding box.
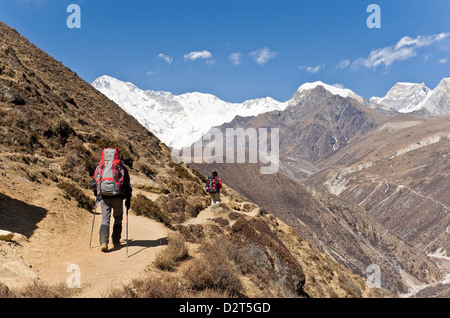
[126,207,129,258]
[89,199,99,248]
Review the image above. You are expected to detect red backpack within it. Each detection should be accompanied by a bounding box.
[94,148,125,196]
[206,176,222,193]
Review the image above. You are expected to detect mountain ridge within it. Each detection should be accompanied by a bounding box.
[92,75,289,149]
[93,75,450,152]
[190,91,443,295]
[92,76,380,150]
[0,20,392,299]
[371,78,450,116]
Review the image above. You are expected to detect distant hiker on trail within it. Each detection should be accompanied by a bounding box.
[92,147,132,252]
[206,171,222,206]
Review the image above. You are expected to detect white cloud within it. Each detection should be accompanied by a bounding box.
[395,33,449,49]
[353,33,450,70]
[337,59,350,69]
[184,50,212,62]
[331,83,345,89]
[439,58,448,64]
[146,70,158,76]
[229,52,243,66]
[250,47,278,65]
[299,64,325,73]
[157,53,173,64]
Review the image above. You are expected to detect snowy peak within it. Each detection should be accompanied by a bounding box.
[91,76,288,149]
[416,78,450,115]
[92,75,450,151]
[371,79,450,116]
[92,77,375,150]
[435,77,450,92]
[291,81,368,106]
[370,82,430,113]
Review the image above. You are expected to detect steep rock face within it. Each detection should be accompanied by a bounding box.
[282,95,386,164]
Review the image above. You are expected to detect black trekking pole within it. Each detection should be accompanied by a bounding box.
[89,199,99,248]
[126,206,129,258]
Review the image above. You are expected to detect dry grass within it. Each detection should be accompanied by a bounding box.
[169,162,198,183]
[173,224,205,243]
[153,233,189,271]
[108,275,186,298]
[107,272,230,298]
[158,194,208,223]
[132,194,172,229]
[57,181,94,212]
[0,280,77,298]
[138,163,157,179]
[112,236,244,298]
[182,238,243,297]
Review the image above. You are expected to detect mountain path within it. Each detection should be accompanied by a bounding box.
[2,210,170,298]
[44,213,169,298]
[0,172,252,298]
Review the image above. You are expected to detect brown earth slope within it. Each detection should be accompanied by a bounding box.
[213,87,387,182]
[191,92,444,296]
[307,114,450,257]
[193,162,442,296]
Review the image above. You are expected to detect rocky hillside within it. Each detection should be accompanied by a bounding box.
[0,21,387,298]
[193,162,443,296]
[307,113,450,256]
[213,86,387,182]
[191,86,445,296]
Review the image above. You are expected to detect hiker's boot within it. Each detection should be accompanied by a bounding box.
[101,243,108,252]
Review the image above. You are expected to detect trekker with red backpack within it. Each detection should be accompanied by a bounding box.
[206,171,222,206]
[92,147,132,252]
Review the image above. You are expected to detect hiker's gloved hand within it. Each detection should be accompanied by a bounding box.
[125,196,131,210]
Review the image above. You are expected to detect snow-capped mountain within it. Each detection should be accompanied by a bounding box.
[371,78,450,116]
[415,78,450,116]
[92,76,374,149]
[290,81,368,107]
[370,82,430,112]
[92,75,289,149]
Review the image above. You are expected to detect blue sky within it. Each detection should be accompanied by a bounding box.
[1,0,449,102]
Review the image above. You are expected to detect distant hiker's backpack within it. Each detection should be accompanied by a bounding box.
[206,176,221,194]
[94,148,125,196]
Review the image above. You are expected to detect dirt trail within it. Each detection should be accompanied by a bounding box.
[0,174,248,298]
[2,210,170,298]
[60,214,169,298]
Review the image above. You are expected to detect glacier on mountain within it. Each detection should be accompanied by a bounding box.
[370,78,450,116]
[92,75,450,149]
[92,75,289,149]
